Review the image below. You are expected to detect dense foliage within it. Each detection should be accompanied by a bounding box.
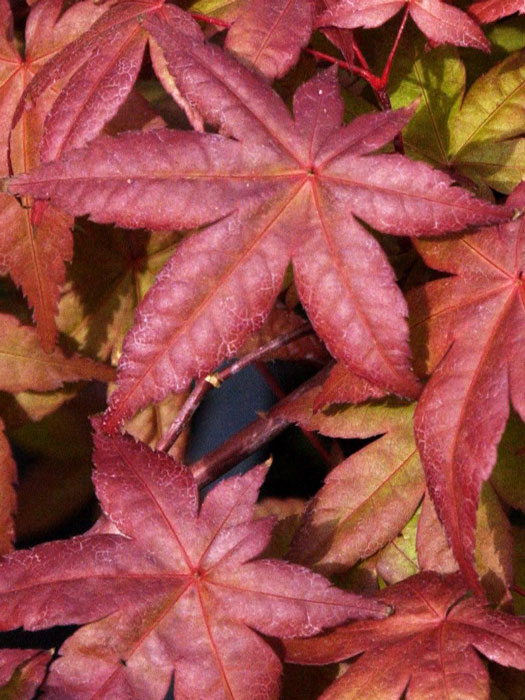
[0,0,524,697]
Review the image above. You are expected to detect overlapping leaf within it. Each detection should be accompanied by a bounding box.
[316,0,490,51]
[389,44,525,194]
[236,306,328,364]
[57,224,181,365]
[469,0,525,23]
[314,361,388,409]
[0,313,115,392]
[285,572,525,700]
[0,0,103,349]
[8,26,510,431]
[225,0,314,79]
[0,426,386,699]
[0,650,51,700]
[409,182,525,595]
[282,382,424,573]
[17,0,202,165]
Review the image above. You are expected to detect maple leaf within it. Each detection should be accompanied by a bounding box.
[386,484,513,605]
[316,0,490,51]
[390,44,525,195]
[284,572,525,700]
[0,313,115,392]
[313,361,388,409]
[0,417,16,555]
[0,0,104,350]
[0,426,386,699]
[0,649,51,700]
[225,0,314,80]
[190,0,246,23]
[8,25,510,431]
[469,0,525,23]
[281,381,424,573]
[15,0,202,165]
[236,306,329,364]
[408,182,525,596]
[57,223,181,365]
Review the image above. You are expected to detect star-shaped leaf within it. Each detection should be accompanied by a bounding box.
[316,0,490,51]
[284,572,525,700]
[8,25,509,431]
[409,182,525,595]
[0,424,386,699]
[389,41,525,194]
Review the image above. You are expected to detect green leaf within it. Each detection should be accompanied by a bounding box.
[391,46,525,193]
[376,506,420,585]
[390,44,465,166]
[58,223,181,365]
[190,0,245,20]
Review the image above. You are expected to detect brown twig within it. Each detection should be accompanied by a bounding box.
[157,322,314,453]
[255,361,333,469]
[190,367,330,487]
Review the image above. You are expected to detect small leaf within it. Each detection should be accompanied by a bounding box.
[469,0,525,23]
[316,0,490,51]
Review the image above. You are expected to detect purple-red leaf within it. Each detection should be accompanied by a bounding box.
[0,426,386,699]
[284,572,525,700]
[410,182,525,596]
[317,0,490,51]
[313,362,389,410]
[469,0,525,23]
[0,0,103,349]
[225,0,314,80]
[9,37,509,430]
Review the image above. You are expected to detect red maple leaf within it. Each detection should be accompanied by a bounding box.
[0,0,104,350]
[316,0,490,51]
[14,0,203,164]
[409,182,525,595]
[284,571,525,699]
[469,0,525,23]
[8,15,509,431]
[0,424,386,699]
[225,0,315,80]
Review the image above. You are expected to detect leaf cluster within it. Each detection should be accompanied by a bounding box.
[0,0,524,698]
